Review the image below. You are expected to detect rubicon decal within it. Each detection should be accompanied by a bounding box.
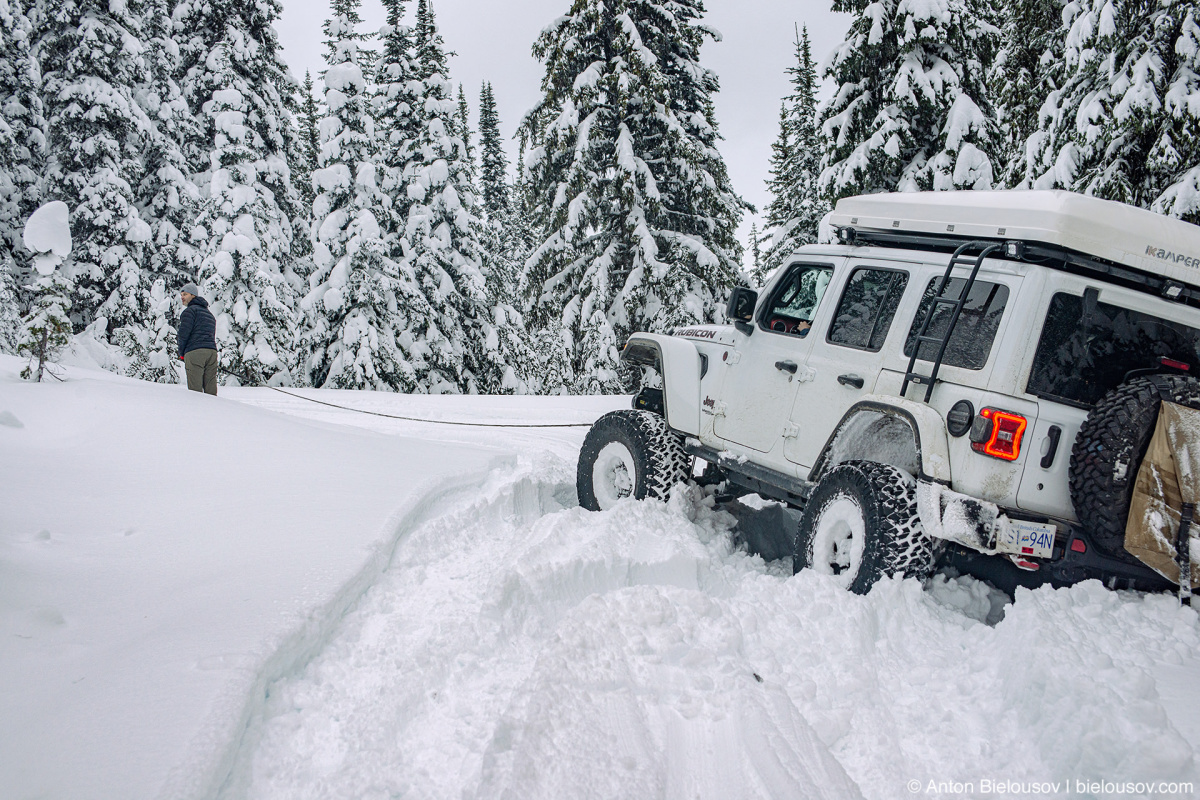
[1146,245,1200,270]
[676,327,718,339]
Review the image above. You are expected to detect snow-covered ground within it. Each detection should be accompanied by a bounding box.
[2,355,1199,800]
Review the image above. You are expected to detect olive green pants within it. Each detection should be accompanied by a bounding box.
[184,349,219,395]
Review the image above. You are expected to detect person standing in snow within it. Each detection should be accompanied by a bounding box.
[177,282,219,395]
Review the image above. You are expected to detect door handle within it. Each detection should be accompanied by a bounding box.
[775,360,798,374]
[837,373,864,389]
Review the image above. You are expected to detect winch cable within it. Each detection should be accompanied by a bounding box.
[216,368,593,429]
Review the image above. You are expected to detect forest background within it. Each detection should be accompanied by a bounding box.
[1,0,1197,394]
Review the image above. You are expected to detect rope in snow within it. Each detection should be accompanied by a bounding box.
[263,386,595,429]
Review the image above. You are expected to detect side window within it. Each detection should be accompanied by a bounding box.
[762,264,833,337]
[828,267,909,351]
[903,277,1010,370]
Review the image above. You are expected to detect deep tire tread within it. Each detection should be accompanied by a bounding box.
[577,410,691,511]
[794,460,933,594]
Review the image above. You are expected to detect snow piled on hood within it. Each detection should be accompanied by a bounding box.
[224,460,1200,800]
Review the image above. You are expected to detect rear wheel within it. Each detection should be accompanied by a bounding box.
[794,461,932,594]
[577,410,691,511]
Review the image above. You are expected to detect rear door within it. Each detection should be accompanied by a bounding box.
[713,261,838,453]
[784,263,912,469]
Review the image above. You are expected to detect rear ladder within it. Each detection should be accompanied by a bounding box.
[901,241,1003,403]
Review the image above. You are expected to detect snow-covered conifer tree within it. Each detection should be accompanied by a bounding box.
[748,222,763,284]
[993,0,1066,187]
[763,26,826,278]
[819,0,1001,202]
[299,71,322,182]
[0,253,21,353]
[174,0,306,385]
[0,0,44,266]
[125,0,200,381]
[18,267,71,381]
[478,81,509,219]
[1025,0,1200,223]
[39,0,155,334]
[455,84,475,180]
[399,0,509,393]
[520,0,747,394]
[374,0,420,242]
[299,0,424,391]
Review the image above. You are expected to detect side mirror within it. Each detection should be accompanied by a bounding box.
[726,286,758,335]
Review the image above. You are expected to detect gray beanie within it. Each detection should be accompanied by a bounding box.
[181,282,200,296]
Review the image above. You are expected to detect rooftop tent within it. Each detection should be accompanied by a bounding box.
[829,191,1200,292]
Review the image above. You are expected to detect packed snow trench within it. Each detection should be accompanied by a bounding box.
[2,356,1199,800]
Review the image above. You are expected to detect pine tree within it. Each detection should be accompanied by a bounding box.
[125,0,199,382]
[0,252,21,353]
[478,81,509,219]
[748,222,763,284]
[374,0,421,241]
[762,26,826,278]
[299,71,322,178]
[455,83,475,180]
[520,0,747,394]
[993,0,1066,187]
[819,0,1002,202]
[398,0,508,393]
[299,0,422,391]
[1026,0,1200,224]
[0,0,45,268]
[39,0,155,335]
[174,0,306,385]
[17,245,73,381]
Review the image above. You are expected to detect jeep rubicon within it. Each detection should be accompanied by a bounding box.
[576,190,1200,595]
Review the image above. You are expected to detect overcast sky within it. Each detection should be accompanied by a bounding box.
[275,1,852,250]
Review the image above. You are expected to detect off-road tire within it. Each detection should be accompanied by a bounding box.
[793,460,932,594]
[577,410,691,512]
[1070,374,1200,557]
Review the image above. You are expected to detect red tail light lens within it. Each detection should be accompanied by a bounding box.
[971,408,1027,461]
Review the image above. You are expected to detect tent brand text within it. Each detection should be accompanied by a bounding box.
[1146,245,1200,270]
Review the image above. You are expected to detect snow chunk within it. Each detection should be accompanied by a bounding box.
[23,201,72,257]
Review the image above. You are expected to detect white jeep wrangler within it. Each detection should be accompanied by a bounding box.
[577,190,1200,595]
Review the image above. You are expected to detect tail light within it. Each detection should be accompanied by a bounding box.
[969,408,1027,461]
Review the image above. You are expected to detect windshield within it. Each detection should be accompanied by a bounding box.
[1027,291,1200,407]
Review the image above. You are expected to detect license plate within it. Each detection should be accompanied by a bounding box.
[1009,520,1056,559]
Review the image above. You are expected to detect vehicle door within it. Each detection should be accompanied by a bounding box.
[713,261,838,453]
[784,263,912,470]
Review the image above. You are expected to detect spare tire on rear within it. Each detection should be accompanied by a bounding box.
[1069,374,1200,557]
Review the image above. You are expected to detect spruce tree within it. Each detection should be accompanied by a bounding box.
[0,0,44,268]
[993,0,1066,187]
[0,252,20,353]
[299,0,422,391]
[399,0,508,393]
[39,0,155,335]
[762,26,826,278]
[748,222,763,284]
[174,0,306,385]
[478,81,509,219]
[1027,0,1200,223]
[374,0,421,242]
[126,0,200,382]
[300,71,322,179]
[520,0,747,394]
[819,0,1002,202]
[456,83,475,180]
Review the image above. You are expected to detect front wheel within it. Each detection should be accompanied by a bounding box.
[577,410,691,511]
[794,460,932,594]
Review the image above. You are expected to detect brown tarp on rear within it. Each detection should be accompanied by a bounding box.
[1125,401,1200,588]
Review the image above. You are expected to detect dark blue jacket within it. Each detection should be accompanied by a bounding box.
[178,296,218,357]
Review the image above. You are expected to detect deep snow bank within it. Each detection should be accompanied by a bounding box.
[0,356,504,800]
[227,461,1199,800]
